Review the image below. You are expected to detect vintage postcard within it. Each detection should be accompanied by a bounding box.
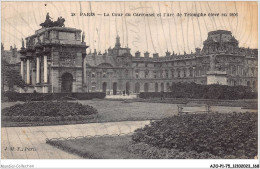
[1,1,259,168]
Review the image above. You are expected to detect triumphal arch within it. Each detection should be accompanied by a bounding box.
[19,14,88,93]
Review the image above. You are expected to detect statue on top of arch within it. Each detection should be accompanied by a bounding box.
[40,13,65,28]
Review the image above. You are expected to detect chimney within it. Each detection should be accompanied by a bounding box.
[135,51,140,57]
[10,46,13,50]
[144,51,150,58]
[165,50,171,57]
[153,53,159,58]
[171,51,175,57]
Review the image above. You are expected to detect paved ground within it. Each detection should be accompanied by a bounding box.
[105,94,138,99]
[1,120,150,159]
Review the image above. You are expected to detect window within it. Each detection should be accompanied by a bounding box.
[160,71,163,78]
[153,71,157,78]
[189,69,193,77]
[125,70,128,77]
[183,69,186,77]
[145,70,149,78]
[178,70,180,77]
[154,64,156,67]
[165,70,169,78]
[135,70,139,78]
[171,70,175,78]
[91,72,96,78]
[102,71,107,78]
[145,63,148,67]
[251,68,255,76]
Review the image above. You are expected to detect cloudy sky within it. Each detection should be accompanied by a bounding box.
[1,1,258,56]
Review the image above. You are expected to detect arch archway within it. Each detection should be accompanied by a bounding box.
[61,73,73,92]
[144,83,149,92]
[155,83,158,92]
[135,82,140,93]
[166,82,170,91]
[247,81,251,87]
[161,83,164,92]
[102,82,107,93]
[113,82,117,95]
[126,82,130,95]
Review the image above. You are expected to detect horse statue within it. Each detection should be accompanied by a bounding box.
[53,17,65,27]
[40,13,65,28]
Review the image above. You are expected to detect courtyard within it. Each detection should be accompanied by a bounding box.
[1,99,257,159]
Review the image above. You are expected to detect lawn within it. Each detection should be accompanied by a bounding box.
[2,99,257,127]
[46,135,143,159]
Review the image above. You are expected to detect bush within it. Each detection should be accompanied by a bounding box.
[131,112,257,158]
[128,142,220,159]
[2,101,98,117]
[3,91,106,101]
[139,83,256,100]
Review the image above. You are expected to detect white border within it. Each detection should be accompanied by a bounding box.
[0,0,259,168]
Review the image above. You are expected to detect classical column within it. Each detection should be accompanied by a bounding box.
[20,59,24,79]
[26,59,30,84]
[44,55,48,83]
[82,54,86,85]
[36,56,40,84]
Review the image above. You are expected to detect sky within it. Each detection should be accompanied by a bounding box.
[1,1,258,56]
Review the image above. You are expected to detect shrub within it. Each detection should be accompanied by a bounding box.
[131,112,257,158]
[3,91,106,102]
[139,82,256,100]
[128,142,221,159]
[2,101,98,117]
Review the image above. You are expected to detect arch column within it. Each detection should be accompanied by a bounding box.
[36,55,40,84]
[26,59,30,84]
[44,55,48,83]
[20,59,24,80]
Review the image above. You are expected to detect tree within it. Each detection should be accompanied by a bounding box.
[1,58,25,91]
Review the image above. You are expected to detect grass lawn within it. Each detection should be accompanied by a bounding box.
[2,100,257,127]
[75,99,257,121]
[46,135,143,159]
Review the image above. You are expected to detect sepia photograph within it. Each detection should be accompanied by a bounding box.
[1,1,259,168]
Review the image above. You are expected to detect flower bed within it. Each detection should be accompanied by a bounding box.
[131,112,257,159]
[2,101,98,125]
[2,101,98,116]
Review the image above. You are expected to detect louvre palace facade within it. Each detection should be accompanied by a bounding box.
[19,21,257,94]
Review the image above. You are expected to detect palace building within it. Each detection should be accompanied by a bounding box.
[19,18,257,94]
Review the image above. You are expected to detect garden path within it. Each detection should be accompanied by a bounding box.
[1,120,150,159]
